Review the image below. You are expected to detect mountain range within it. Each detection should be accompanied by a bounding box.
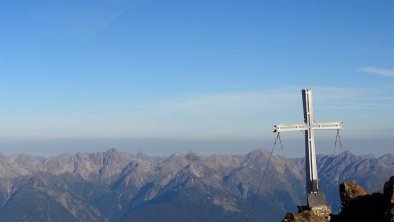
[0,148,392,222]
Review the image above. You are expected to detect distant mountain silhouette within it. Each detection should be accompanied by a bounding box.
[0,149,392,222]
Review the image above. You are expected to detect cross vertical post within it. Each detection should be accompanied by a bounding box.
[302,89,319,193]
[273,88,342,208]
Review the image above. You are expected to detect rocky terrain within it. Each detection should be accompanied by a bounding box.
[283,176,394,222]
[0,149,392,222]
[332,176,394,222]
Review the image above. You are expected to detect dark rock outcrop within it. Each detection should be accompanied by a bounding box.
[332,176,394,222]
[332,193,391,222]
[384,176,394,204]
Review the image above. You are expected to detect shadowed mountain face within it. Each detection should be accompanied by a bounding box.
[0,149,392,222]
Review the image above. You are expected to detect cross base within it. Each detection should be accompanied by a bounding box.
[296,192,327,212]
[296,204,332,222]
[307,192,327,208]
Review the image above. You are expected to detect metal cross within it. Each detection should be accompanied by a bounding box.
[274,88,342,207]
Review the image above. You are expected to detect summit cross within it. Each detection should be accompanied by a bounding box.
[273,88,343,207]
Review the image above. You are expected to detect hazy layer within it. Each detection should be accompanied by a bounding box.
[0,137,392,158]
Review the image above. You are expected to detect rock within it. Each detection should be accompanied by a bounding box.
[389,207,394,222]
[339,181,368,207]
[281,209,330,222]
[384,176,394,222]
[332,192,390,222]
[282,212,295,222]
[384,176,394,203]
[332,177,394,222]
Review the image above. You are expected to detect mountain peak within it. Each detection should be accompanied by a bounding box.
[105,148,119,154]
[0,150,392,222]
[379,153,393,159]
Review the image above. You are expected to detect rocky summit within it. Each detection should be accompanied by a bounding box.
[332,176,394,222]
[283,176,394,222]
[0,149,392,222]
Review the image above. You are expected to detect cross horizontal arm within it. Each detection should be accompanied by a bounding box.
[273,121,343,133]
[312,121,343,130]
[273,123,308,132]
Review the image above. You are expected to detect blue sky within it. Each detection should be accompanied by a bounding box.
[0,0,393,156]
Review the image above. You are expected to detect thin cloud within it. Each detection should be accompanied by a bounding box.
[145,89,300,113]
[359,66,394,77]
[94,7,130,35]
[146,86,393,113]
[321,105,371,110]
[1,87,391,140]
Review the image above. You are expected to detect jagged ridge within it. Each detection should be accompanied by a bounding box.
[0,149,392,222]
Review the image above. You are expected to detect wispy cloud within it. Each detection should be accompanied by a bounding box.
[93,7,130,35]
[315,87,394,110]
[1,87,392,140]
[148,90,299,112]
[359,66,394,77]
[144,87,394,116]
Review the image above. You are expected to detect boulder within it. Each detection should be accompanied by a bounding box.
[339,181,368,207]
